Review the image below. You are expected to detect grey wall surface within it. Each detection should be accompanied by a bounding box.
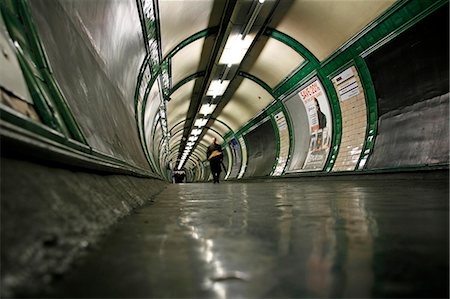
[365,4,449,169]
[367,94,449,168]
[284,94,310,172]
[29,0,149,169]
[244,120,277,177]
[0,156,167,298]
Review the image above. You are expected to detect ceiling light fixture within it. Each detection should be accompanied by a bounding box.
[199,104,217,115]
[241,0,264,39]
[194,118,208,128]
[218,34,253,66]
[206,80,230,97]
[191,128,202,136]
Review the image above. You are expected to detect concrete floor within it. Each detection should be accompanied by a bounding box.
[40,175,448,298]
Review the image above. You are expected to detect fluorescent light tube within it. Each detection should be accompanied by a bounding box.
[194,118,208,127]
[206,80,230,97]
[199,104,217,115]
[218,34,254,65]
[191,128,202,136]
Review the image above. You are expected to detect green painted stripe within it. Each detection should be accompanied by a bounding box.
[1,107,158,177]
[316,71,341,172]
[320,0,448,75]
[164,27,219,61]
[273,63,317,100]
[265,28,320,64]
[238,71,275,97]
[354,57,378,170]
[1,0,88,143]
[169,71,206,98]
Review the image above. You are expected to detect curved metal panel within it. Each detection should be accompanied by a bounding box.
[284,93,309,172]
[365,4,449,169]
[227,138,242,179]
[243,119,277,178]
[29,0,149,168]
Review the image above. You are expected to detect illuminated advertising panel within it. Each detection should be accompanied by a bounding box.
[228,138,242,179]
[299,78,332,171]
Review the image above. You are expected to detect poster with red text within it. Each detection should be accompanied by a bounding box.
[298,78,332,170]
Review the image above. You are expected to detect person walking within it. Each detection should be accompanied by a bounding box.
[206,137,223,183]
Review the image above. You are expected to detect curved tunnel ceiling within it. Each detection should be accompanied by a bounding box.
[143,0,398,172]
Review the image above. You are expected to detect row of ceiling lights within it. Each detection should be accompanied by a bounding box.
[177,0,265,170]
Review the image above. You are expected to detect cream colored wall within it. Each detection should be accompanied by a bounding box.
[159,0,214,56]
[247,38,304,88]
[274,0,395,61]
[171,38,205,86]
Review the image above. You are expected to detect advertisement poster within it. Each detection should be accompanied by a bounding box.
[272,111,290,176]
[237,136,247,179]
[299,78,332,170]
[228,138,241,179]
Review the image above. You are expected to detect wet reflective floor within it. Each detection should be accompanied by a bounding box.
[42,175,448,298]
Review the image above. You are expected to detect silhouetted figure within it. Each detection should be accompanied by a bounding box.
[206,137,223,183]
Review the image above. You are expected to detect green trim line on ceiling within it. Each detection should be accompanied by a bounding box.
[169,71,206,98]
[319,0,448,75]
[265,28,321,99]
[163,27,219,61]
[223,130,234,143]
[238,71,275,98]
[265,28,320,65]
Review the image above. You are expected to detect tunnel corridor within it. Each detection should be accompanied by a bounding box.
[0,0,449,298]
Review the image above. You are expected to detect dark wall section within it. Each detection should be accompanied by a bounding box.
[29,0,149,169]
[1,156,166,298]
[366,4,449,169]
[244,120,277,177]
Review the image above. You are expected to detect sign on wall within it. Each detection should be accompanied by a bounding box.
[332,67,360,101]
[298,78,332,170]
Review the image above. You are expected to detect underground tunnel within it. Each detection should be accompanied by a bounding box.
[0,0,448,298]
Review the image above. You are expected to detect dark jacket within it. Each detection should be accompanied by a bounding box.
[207,143,222,160]
[207,143,223,172]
